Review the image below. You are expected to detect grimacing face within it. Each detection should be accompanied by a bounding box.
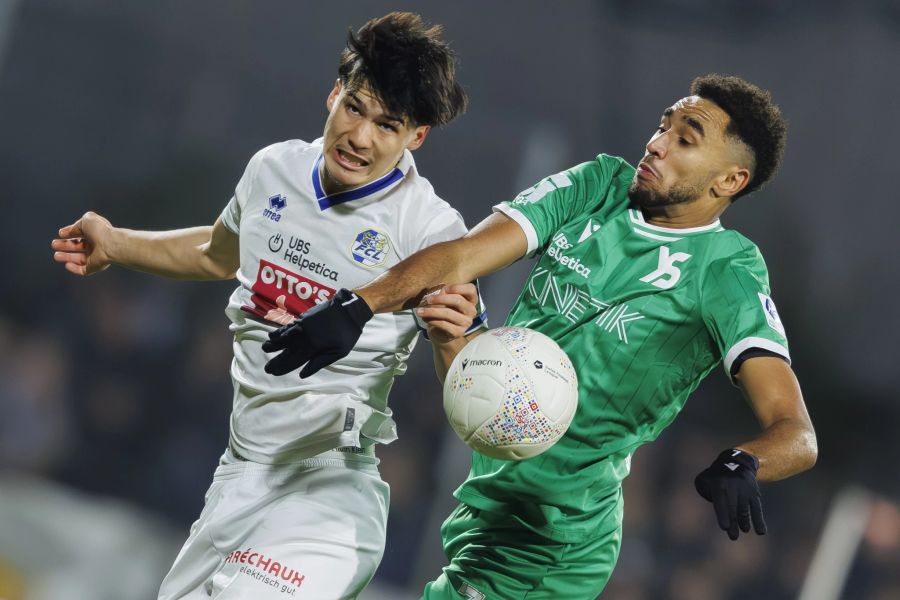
[629,96,745,208]
[320,81,429,195]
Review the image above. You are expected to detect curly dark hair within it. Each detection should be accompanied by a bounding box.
[690,74,787,200]
[338,12,467,127]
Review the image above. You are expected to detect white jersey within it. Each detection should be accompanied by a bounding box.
[220,138,486,463]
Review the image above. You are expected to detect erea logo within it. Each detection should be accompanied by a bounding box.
[351,229,391,268]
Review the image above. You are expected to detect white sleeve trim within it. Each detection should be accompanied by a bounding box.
[723,336,791,376]
[493,204,539,256]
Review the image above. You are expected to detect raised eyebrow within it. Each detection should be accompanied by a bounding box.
[347,93,404,125]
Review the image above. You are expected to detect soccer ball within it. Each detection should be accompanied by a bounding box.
[442,327,579,461]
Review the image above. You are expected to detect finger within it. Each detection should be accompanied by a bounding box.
[418,306,473,328]
[51,238,85,251]
[424,294,477,317]
[712,487,731,532]
[738,492,752,533]
[64,262,87,276]
[264,348,305,375]
[443,283,478,304]
[299,352,343,378]
[726,484,740,540]
[264,322,300,350]
[58,222,83,238]
[54,252,87,265]
[750,495,767,535]
[424,320,468,340]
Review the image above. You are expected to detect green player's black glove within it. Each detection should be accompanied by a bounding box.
[694,448,766,541]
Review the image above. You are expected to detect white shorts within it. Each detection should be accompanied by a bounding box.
[157,447,390,600]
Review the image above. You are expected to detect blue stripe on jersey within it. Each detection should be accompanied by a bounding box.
[416,311,489,341]
[312,154,404,211]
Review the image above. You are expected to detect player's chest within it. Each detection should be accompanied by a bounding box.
[239,187,404,293]
[523,216,706,336]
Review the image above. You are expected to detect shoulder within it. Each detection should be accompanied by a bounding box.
[702,230,771,291]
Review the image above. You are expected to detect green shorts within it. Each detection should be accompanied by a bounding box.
[422,490,623,600]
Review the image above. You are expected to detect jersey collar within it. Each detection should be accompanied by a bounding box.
[311,146,414,211]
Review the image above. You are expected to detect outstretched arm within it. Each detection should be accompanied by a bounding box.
[356,212,528,312]
[694,357,817,540]
[51,211,240,280]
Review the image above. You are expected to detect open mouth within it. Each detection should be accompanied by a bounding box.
[334,148,369,171]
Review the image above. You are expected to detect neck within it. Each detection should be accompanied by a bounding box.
[641,196,730,229]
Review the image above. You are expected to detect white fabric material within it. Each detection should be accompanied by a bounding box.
[219,138,478,463]
[157,450,389,600]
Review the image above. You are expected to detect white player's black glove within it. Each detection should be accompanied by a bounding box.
[262,288,373,378]
[694,448,766,541]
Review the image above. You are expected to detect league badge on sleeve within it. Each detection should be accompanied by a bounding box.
[351,229,391,268]
[757,292,786,336]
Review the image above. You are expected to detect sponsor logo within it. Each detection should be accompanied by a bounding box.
[758,292,785,335]
[241,259,336,321]
[459,582,486,600]
[268,233,284,252]
[266,234,339,282]
[547,233,591,278]
[462,358,502,370]
[224,547,304,596]
[527,267,645,344]
[639,246,692,290]
[533,360,543,369]
[263,194,287,222]
[351,229,391,268]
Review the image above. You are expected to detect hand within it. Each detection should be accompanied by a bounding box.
[262,288,373,377]
[694,448,766,540]
[51,212,114,276]
[415,283,479,344]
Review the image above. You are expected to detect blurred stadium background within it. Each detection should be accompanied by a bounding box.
[1,0,899,598]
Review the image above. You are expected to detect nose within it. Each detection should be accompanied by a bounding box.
[645,131,667,160]
[347,119,374,150]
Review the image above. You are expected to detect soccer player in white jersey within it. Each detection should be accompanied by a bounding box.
[51,12,484,599]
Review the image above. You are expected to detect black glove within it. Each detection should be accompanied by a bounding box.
[262,288,373,378]
[694,448,766,541]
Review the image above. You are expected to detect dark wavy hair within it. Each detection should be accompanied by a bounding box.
[338,12,467,127]
[691,74,787,200]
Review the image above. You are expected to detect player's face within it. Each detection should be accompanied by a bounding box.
[629,96,737,208]
[321,81,430,195]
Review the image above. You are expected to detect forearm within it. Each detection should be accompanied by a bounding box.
[736,417,817,482]
[107,226,231,280]
[357,240,473,313]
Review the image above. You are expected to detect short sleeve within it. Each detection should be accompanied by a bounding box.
[701,249,791,380]
[492,155,633,256]
[220,146,269,234]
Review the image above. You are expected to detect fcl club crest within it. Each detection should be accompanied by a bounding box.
[351,229,391,268]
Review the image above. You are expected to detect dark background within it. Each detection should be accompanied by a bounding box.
[1,1,898,598]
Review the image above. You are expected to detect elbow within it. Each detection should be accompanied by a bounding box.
[799,427,818,473]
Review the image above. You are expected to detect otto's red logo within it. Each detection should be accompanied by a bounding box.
[242,259,335,323]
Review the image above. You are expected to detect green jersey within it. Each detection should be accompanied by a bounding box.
[454,154,791,542]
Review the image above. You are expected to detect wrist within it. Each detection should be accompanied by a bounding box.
[718,448,760,472]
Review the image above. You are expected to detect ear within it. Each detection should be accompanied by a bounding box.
[712,166,751,200]
[405,125,431,152]
[326,79,342,112]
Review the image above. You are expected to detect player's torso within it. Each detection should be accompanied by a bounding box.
[236,150,409,326]
[507,205,729,452]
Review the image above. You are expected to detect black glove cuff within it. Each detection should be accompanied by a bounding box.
[333,288,374,327]
[716,448,760,473]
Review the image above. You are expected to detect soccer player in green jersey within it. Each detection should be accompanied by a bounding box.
[263,74,818,598]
